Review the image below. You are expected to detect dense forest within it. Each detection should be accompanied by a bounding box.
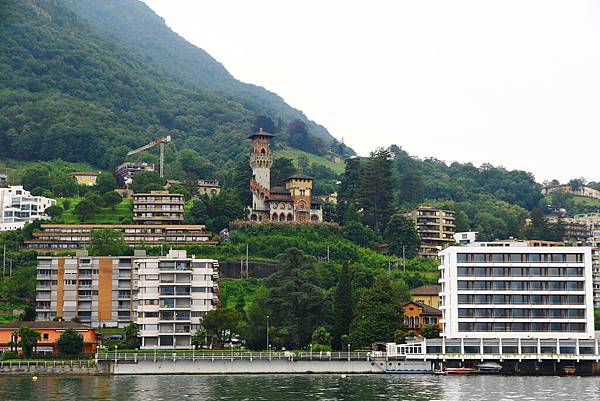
[0,0,352,179]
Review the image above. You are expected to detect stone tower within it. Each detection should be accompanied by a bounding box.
[248,128,274,221]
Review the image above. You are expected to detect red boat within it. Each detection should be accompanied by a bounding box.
[445,367,479,374]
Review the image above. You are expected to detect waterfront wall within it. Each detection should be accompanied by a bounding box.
[0,360,109,375]
[112,359,385,375]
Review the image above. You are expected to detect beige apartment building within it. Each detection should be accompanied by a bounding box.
[406,206,456,258]
[25,224,215,251]
[36,250,146,327]
[133,191,185,225]
[35,250,220,333]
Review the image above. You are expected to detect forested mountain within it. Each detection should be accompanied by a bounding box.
[0,0,348,178]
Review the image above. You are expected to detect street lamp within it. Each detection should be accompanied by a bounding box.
[154,344,157,363]
[114,345,118,364]
[309,343,313,360]
[266,315,270,351]
[347,343,351,362]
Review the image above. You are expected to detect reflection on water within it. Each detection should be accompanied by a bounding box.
[0,374,595,401]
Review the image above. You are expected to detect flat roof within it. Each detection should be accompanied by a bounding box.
[40,224,206,229]
[0,321,93,330]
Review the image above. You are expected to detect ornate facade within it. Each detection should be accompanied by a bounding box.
[248,129,323,223]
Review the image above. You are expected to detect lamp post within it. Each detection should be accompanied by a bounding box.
[309,343,313,361]
[114,345,118,364]
[266,315,270,352]
[347,343,351,362]
[154,344,157,363]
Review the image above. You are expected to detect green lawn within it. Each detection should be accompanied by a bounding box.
[57,198,133,224]
[276,148,345,175]
[545,194,600,208]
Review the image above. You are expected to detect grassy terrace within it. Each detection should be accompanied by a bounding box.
[56,197,133,224]
[276,147,345,174]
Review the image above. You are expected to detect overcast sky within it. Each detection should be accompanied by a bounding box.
[142,0,600,183]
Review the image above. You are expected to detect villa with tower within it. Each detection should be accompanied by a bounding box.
[248,129,323,223]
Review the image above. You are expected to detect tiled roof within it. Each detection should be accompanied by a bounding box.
[285,173,313,180]
[0,321,92,330]
[409,284,441,296]
[270,186,290,195]
[69,172,98,176]
[405,301,442,316]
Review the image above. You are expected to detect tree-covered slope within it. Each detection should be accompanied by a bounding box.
[0,0,346,176]
[59,0,335,144]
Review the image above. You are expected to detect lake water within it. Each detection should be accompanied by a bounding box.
[0,374,597,401]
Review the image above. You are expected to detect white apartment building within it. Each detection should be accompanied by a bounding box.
[0,186,55,231]
[136,250,219,349]
[439,242,594,340]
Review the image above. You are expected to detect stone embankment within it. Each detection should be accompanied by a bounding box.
[0,360,109,375]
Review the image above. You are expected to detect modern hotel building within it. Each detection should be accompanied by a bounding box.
[438,242,594,339]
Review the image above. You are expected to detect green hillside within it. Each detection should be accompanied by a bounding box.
[0,0,350,179]
[277,148,345,175]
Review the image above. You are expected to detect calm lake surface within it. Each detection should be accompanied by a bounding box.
[0,374,598,401]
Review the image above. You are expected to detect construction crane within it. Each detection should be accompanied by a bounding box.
[127,135,172,177]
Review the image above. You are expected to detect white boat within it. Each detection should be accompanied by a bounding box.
[476,362,502,373]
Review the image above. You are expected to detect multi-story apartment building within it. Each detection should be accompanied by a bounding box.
[36,250,146,327]
[35,250,220,338]
[547,216,590,244]
[438,243,594,339]
[0,186,56,231]
[406,206,456,258]
[133,191,185,225]
[136,250,219,349]
[25,224,215,251]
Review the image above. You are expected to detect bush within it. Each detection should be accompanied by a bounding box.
[1,351,18,360]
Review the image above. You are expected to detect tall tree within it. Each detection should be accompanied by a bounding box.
[203,308,242,348]
[57,329,84,355]
[384,213,421,258]
[332,263,353,350]
[359,148,395,232]
[337,157,364,224]
[349,274,403,348]
[21,166,50,192]
[74,198,98,221]
[95,173,117,194]
[190,190,246,232]
[51,173,78,197]
[102,191,122,210]
[122,323,141,349]
[263,248,328,349]
[89,229,129,256]
[287,119,310,150]
[271,158,296,187]
[15,326,41,359]
[398,171,425,204]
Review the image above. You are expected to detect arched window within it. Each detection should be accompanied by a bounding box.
[250,214,258,221]
[260,148,266,156]
[271,213,278,220]
[311,214,318,222]
[287,213,293,221]
[279,213,285,222]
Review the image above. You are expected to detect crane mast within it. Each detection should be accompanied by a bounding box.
[126,135,171,177]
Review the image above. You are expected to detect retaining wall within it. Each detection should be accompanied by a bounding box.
[112,359,386,375]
